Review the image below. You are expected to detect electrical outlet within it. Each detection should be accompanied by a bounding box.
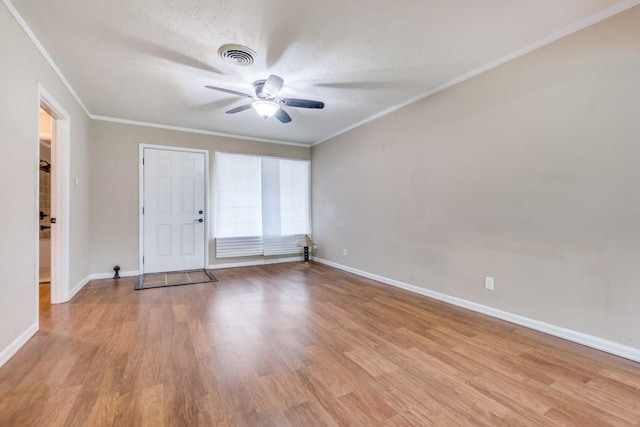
[485,277,494,291]
[343,248,348,256]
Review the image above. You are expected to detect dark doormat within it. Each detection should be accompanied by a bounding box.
[135,269,218,290]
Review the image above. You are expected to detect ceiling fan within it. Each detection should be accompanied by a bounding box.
[205,74,324,124]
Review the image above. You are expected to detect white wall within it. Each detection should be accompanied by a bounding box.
[312,7,640,351]
[89,120,310,274]
[0,2,91,361]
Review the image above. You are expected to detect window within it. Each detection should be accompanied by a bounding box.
[215,152,310,258]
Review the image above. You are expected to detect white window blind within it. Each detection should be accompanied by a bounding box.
[215,154,262,237]
[215,152,310,258]
[279,159,310,236]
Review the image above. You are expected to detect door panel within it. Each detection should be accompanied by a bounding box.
[181,223,195,255]
[143,148,206,273]
[182,177,195,212]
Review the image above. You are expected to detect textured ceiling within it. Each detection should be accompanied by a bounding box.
[9,0,629,145]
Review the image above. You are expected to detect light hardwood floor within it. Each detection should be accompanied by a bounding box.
[1,263,639,426]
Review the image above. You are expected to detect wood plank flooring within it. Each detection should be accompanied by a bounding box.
[1,262,639,426]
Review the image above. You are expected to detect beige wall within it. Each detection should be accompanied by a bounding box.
[0,4,91,355]
[89,120,310,274]
[312,7,640,349]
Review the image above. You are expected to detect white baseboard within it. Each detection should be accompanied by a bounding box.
[89,270,140,280]
[0,323,38,369]
[315,258,640,363]
[69,274,91,300]
[209,256,304,270]
[64,270,140,301]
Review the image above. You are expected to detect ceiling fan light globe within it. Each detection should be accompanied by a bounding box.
[252,100,280,119]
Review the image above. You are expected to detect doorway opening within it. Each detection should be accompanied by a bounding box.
[38,108,53,306]
[36,86,71,326]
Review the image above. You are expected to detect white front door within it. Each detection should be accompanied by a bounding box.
[143,148,206,273]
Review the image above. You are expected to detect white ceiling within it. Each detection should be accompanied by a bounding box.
[8,0,632,145]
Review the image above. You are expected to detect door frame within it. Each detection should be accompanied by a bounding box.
[138,144,210,274]
[37,84,70,309]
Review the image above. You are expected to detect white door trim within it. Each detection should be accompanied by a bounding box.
[138,144,210,274]
[37,84,71,309]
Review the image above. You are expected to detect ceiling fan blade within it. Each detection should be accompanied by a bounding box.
[205,85,254,98]
[279,98,324,109]
[226,104,253,114]
[275,108,292,124]
[263,75,284,98]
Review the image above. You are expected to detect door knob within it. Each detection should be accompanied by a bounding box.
[198,210,203,214]
[194,218,203,223]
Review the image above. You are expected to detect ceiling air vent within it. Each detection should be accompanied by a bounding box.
[218,44,256,66]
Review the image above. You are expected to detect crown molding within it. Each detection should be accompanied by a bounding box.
[7,0,638,149]
[3,0,91,116]
[3,0,310,149]
[312,0,640,146]
[90,115,310,148]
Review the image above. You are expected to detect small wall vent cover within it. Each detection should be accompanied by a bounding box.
[218,44,256,66]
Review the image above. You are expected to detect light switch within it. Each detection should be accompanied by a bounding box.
[485,277,494,290]
[74,177,79,187]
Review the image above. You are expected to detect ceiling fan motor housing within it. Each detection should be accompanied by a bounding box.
[205,74,323,124]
